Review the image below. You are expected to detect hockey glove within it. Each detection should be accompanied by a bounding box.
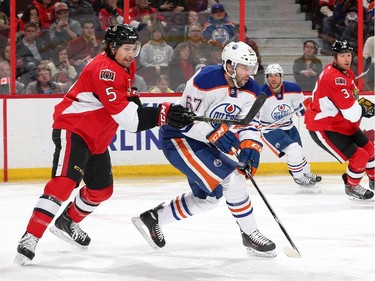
[302,97,312,109]
[127,95,142,107]
[237,140,263,178]
[206,123,240,154]
[157,102,195,129]
[358,97,374,118]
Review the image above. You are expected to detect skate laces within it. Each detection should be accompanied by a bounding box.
[249,230,269,246]
[154,224,164,241]
[305,173,317,180]
[20,234,39,250]
[70,222,88,241]
[295,175,313,186]
[351,184,368,195]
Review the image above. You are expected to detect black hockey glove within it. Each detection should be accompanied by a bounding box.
[127,95,142,107]
[358,97,374,118]
[157,102,195,129]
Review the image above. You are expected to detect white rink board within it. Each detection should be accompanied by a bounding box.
[0,95,374,169]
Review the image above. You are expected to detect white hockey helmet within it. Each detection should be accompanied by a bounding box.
[265,63,284,85]
[222,41,258,87]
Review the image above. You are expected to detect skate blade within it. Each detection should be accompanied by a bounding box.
[131,217,160,250]
[13,253,31,266]
[246,247,277,258]
[283,247,301,258]
[347,196,374,202]
[49,226,88,250]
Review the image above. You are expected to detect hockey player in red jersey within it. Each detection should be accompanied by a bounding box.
[14,24,194,265]
[305,40,374,200]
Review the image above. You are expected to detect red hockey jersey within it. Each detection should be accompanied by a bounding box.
[53,52,137,154]
[304,63,362,135]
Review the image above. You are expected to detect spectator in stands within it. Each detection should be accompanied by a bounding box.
[130,0,167,44]
[185,0,217,14]
[25,63,65,94]
[363,35,374,90]
[150,0,186,12]
[169,42,195,91]
[0,9,9,38]
[185,22,210,65]
[67,19,101,73]
[16,22,52,85]
[293,40,323,91]
[47,44,77,86]
[133,74,148,92]
[231,24,265,85]
[139,23,173,73]
[202,3,236,45]
[149,74,174,93]
[49,2,82,47]
[319,0,336,54]
[180,10,199,41]
[333,0,358,40]
[91,0,107,14]
[340,11,358,52]
[33,0,55,31]
[0,61,25,94]
[0,44,24,78]
[167,9,200,47]
[367,0,374,19]
[98,0,124,31]
[64,0,102,32]
[16,5,42,40]
[205,41,223,65]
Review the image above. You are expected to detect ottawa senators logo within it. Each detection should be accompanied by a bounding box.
[99,69,116,81]
[335,77,346,85]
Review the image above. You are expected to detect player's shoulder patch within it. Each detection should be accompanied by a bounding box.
[283,81,302,93]
[335,77,346,86]
[99,69,116,81]
[193,65,227,90]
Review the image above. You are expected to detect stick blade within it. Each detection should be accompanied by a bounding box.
[283,247,302,258]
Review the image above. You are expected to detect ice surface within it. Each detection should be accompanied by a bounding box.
[0,175,374,281]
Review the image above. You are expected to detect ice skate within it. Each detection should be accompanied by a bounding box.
[369,179,374,191]
[132,203,165,250]
[305,172,322,183]
[342,174,374,200]
[289,171,317,187]
[49,204,91,248]
[241,229,276,258]
[14,232,39,265]
[292,174,316,187]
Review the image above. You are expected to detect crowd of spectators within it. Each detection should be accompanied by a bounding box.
[299,0,374,90]
[0,0,372,94]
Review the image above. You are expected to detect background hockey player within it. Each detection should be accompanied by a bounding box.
[14,24,194,266]
[260,64,321,187]
[132,41,276,258]
[304,40,374,200]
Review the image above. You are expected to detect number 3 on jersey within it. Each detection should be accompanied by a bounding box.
[341,88,350,99]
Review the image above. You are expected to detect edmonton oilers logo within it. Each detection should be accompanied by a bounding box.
[271,104,292,120]
[214,159,222,167]
[210,103,241,126]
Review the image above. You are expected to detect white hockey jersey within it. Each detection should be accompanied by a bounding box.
[259,81,305,133]
[162,65,262,143]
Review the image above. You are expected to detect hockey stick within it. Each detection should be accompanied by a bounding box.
[233,149,302,258]
[190,92,267,125]
[261,107,303,130]
[355,67,370,80]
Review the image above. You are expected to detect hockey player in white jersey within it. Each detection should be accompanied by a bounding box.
[132,41,276,257]
[260,63,321,187]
